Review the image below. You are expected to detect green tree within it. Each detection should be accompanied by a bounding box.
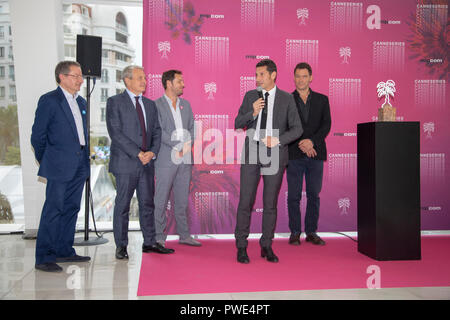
[0,105,20,164]
[0,192,14,223]
[4,146,21,165]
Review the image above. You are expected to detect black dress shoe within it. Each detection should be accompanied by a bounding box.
[142,243,175,254]
[288,233,301,245]
[35,262,63,273]
[261,247,279,263]
[56,255,91,263]
[237,247,250,264]
[116,247,129,260]
[306,233,326,245]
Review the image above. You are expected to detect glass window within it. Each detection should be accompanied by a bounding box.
[101,69,108,83]
[100,88,108,102]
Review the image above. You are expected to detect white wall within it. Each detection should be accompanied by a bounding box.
[9,0,64,237]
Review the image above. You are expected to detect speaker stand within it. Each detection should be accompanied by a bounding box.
[74,76,108,247]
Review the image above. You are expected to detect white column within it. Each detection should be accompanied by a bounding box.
[9,0,64,237]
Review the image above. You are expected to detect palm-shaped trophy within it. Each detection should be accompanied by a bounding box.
[376,80,396,121]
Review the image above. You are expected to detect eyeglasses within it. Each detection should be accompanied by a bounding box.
[64,74,83,79]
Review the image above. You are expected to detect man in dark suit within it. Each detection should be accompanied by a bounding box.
[106,65,172,260]
[287,62,331,246]
[234,59,303,264]
[31,61,91,272]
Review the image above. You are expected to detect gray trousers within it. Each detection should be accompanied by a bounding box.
[235,163,286,248]
[154,164,192,242]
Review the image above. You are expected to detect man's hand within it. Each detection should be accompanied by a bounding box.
[261,136,280,148]
[182,140,192,155]
[138,151,154,165]
[175,141,192,159]
[298,139,317,158]
[252,98,265,117]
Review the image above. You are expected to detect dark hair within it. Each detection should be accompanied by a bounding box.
[162,70,183,90]
[256,59,277,75]
[294,62,312,76]
[54,60,81,84]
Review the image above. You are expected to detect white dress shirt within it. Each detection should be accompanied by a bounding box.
[60,86,86,146]
[164,94,184,142]
[253,85,276,141]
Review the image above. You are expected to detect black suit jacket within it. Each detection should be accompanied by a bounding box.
[289,89,331,161]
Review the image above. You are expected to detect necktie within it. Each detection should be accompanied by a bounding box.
[135,96,147,151]
[260,92,269,137]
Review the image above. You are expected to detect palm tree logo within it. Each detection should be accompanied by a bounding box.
[297,8,309,25]
[204,82,217,100]
[377,80,396,107]
[158,41,171,59]
[423,122,435,139]
[338,197,350,215]
[339,47,351,64]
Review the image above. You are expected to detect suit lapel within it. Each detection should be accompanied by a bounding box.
[272,87,281,130]
[142,98,152,138]
[76,96,88,143]
[179,99,189,129]
[122,92,140,127]
[161,96,177,130]
[57,87,79,142]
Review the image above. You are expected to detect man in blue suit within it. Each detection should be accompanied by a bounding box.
[31,61,91,272]
[106,65,171,260]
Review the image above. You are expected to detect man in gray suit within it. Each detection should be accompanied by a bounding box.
[153,70,201,247]
[106,65,174,260]
[234,59,303,264]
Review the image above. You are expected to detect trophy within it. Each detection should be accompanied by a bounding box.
[376,80,396,121]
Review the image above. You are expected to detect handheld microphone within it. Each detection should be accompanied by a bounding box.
[256,86,267,115]
[256,86,263,99]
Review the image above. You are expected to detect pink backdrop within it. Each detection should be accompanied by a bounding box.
[143,0,449,234]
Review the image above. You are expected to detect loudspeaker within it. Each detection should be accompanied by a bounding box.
[76,34,102,78]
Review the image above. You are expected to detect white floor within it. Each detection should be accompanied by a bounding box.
[0,232,449,300]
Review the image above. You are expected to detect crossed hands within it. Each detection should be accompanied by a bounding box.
[138,151,154,165]
[299,139,317,158]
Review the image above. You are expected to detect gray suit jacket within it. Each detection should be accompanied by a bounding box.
[235,87,303,167]
[106,91,161,174]
[154,96,194,168]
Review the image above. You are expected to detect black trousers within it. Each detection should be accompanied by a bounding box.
[235,163,286,248]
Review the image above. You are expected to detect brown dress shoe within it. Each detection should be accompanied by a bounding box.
[288,233,301,245]
[306,233,326,245]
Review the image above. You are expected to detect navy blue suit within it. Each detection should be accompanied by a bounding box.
[31,86,90,265]
[106,91,161,248]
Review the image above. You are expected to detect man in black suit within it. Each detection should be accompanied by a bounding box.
[234,59,303,264]
[287,62,331,246]
[106,65,174,260]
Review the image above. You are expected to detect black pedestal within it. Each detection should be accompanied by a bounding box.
[357,122,421,260]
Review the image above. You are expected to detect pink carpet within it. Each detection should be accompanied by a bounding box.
[137,236,450,296]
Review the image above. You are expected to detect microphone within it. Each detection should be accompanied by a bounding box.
[256,86,263,99]
[256,86,267,115]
